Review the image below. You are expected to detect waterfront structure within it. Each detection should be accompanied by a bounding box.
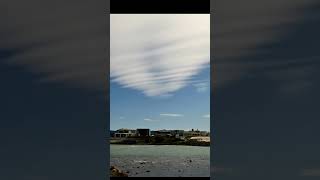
[114,128,137,138]
[110,130,116,137]
[184,130,200,137]
[183,129,210,137]
[190,136,210,142]
[157,129,172,137]
[200,131,210,136]
[112,128,209,139]
[150,131,157,136]
[172,130,184,136]
[136,128,150,137]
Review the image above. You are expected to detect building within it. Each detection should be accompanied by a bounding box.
[114,128,137,138]
[150,129,185,138]
[200,131,209,136]
[150,131,157,136]
[112,128,208,139]
[171,130,184,136]
[157,129,172,137]
[169,130,184,139]
[184,129,201,137]
[110,130,116,137]
[136,128,150,137]
[190,136,210,142]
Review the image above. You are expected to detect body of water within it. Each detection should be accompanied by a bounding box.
[110,144,210,177]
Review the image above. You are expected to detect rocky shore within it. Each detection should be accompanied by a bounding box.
[110,136,210,146]
[110,156,210,177]
[110,166,128,177]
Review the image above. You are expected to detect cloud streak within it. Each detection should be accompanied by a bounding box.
[160,113,184,117]
[110,14,210,97]
[203,114,210,118]
[144,118,159,122]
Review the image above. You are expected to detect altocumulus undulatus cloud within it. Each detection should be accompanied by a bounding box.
[110,14,210,97]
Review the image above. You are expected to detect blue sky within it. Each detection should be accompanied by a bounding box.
[110,14,210,131]
[110,68,210,131]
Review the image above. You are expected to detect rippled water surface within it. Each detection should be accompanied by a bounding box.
[110,144,210,177]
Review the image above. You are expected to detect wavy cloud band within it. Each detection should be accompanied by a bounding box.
[110,14,210,97]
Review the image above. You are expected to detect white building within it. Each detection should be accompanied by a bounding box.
[114,128,137,138]
[190,136,210,142]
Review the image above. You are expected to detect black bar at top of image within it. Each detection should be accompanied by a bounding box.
[110,0,210,14]
[110,177,210,180]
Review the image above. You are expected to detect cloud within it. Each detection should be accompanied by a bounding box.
[144,118,159,122]
[119,117,125,119]
[110,14,210,97]
[203,114,210,118]
[160,113,184,117]
[193,82,209,93]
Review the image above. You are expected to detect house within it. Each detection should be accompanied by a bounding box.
[114,128,137,138]
[200,131,209,136]
[190,136,210,142]
[171,130,184,136]
[136,128,150,137]
[157,129,172,136]
[184,129,201,137]
[110,130,116,137]
[150,131,157,136]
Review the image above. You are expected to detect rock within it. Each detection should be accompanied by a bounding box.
[110,166,128,177]
[189,160,192,162]
[146,170,150,172]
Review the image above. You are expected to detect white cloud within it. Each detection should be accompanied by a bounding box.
[203,114,210,118]
[144,118,159,122]
[110,14,210,97]
[119,116,125,119]
[193,82,209,93]
[160,113,184,117]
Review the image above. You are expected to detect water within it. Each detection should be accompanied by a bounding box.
[110,144,210,177]
[111,144,210,157]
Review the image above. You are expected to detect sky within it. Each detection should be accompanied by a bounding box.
[110,14,210,131]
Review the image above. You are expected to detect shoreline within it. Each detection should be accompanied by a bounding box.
[110,143,210,147]
[110,144,210,177]
[110,137,210,146]
[110,156,210,177]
